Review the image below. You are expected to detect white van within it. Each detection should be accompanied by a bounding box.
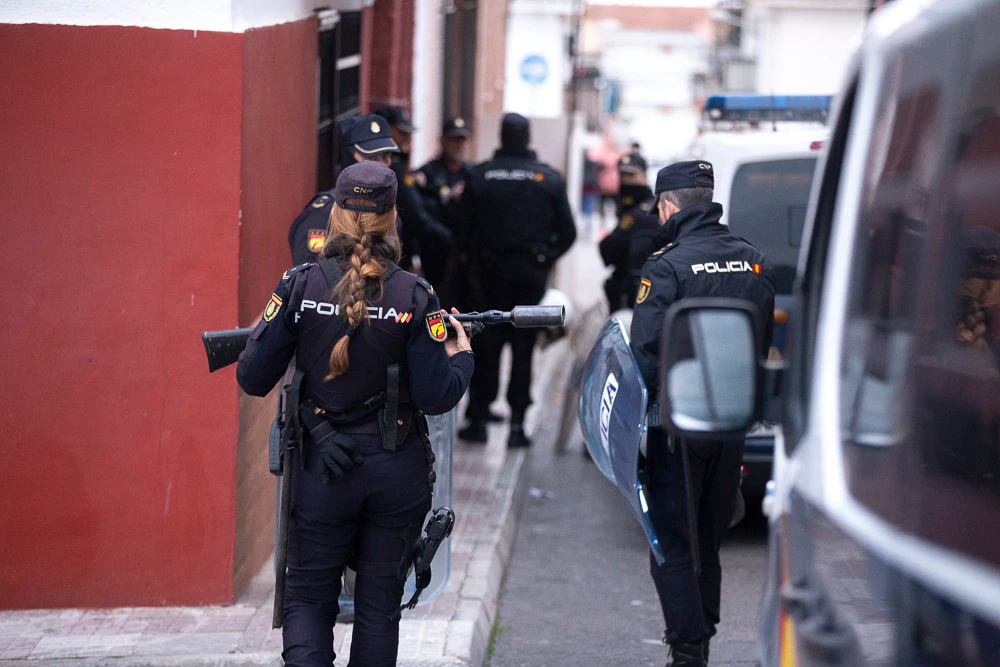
[689,106,828,497]
[657,0,1000,663]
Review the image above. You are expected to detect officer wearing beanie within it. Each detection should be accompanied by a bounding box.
[599,151,660,310]
[630,160,775,667]
[456,113,577,448]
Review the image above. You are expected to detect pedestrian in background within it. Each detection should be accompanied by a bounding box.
[238,161,473,666]
[456,113,577,448]
[629,161,775,666]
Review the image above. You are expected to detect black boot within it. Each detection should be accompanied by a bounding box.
[458,422,488,443]
[507,424,532,448]
[667,642,705,667]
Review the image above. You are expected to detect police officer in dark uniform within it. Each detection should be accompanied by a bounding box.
[630,161,775,667]
[288,114,401,266]
[456,113,577,448]
[599,151,660,310]
[412,118,474,308]
[374,106,453,276]
[239,161,473,666]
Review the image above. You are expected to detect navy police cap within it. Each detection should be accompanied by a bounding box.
[618,152,648,175]
[442,117,471,138]
[374,106,416,133]
[335,161,397,214]
[654,160,714,195]
[339,114,400,156]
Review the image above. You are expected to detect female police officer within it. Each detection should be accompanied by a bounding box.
[236,161,473,666]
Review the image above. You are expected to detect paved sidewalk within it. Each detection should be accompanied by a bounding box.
[0,342,571,666]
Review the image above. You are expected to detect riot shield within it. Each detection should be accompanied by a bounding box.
[578,319,665,563]
[338,410,454,609]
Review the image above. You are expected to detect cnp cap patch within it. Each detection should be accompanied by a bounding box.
[425,311,447,342]
[263,293,283,322]
[636,278,652,305]
[307,229,325,253]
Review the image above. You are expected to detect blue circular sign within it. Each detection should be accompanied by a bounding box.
[520,55,548,85]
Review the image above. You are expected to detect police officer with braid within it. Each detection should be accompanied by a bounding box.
[630,161,775,667]
[237,161,473,666]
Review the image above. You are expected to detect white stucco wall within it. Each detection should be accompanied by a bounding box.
[0,0,327,31]
[410,0,444,167]
[747,1,866,95]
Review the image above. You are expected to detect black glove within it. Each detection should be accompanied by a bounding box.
[317,432,364,484]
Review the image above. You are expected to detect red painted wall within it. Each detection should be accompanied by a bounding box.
[233,17,318,596]
[0,24,244,608]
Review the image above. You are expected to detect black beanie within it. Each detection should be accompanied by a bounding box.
[500,113,531,150]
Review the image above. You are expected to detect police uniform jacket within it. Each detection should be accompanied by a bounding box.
[630,201,776,392]
[599,186,660,284]
[288,192,335,266]
[236,256,473,416]
[460,148,577,266]
[415,158,472,237]
[391,158,453,266]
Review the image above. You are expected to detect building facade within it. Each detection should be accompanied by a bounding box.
[0,0,501,610]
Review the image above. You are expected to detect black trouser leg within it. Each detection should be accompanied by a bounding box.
[282,459,363,666]
[466,327,503,422]
[693,437,743,638]
[348,436,431,667]
[507,327,537,422]
[646,434,744,645]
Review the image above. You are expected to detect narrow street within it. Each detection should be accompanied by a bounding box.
[488,394,768,667]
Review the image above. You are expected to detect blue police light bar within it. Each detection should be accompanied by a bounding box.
[703,95,832,123]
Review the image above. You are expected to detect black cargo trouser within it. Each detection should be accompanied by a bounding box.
[466,254,549,424]
[282,433,431,667]
[645,429,744,645]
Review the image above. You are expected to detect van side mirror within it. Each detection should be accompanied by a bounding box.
[658,299,763,436]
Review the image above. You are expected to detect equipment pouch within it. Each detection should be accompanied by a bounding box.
[378,402,415,450]
[269,419,283,475]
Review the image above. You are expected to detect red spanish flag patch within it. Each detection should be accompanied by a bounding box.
[425,312,447,342]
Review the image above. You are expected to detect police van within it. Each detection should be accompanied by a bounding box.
[656,0,1000,663]
[688,96,830,498]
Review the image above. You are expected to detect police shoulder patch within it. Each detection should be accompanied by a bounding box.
[425,311,447,342]
[263,293,283,321]
[620,215,634,231]
[636,278,652,305]
[415,276,436,296]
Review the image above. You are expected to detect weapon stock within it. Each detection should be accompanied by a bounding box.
[201,305,566,373]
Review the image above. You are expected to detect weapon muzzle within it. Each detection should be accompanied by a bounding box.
[509,305,566,328]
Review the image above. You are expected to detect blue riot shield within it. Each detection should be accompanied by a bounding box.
[578,319,665,563]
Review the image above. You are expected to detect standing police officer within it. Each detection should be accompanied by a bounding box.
[288,114,401,266]
[599,151,660,311]
[456,113,577,448]
[412,118,474,308]
[374,106,454,275]
[240,161,473,666]
[630,161,775,667]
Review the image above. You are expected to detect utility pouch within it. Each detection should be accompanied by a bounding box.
[269,420,283,475]
[378,401,416,450]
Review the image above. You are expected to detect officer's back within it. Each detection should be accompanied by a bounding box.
[632,161,776,387]
[463,114,576,260]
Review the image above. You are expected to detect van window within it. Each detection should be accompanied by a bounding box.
[728,158,816,294]
[905,42,1000,567]
[839,45,945,525]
